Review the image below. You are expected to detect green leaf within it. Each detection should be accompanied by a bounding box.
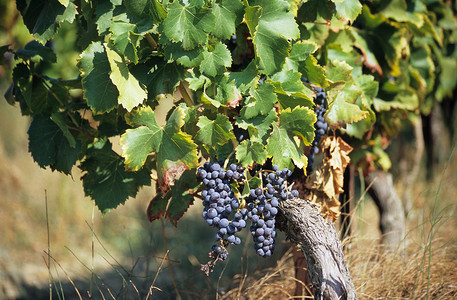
[351,29,382,75]
[120,106,198,192]
[271,69,307,95]
[109,21,140,63]
[12,63,66,116]
[235,110,277,143]
[166,169,198,226]
[121,106,162,170]
[343,75,377,138]
[325,59,353,83]
[17,0,77,43]
[241,83,277,118]
[279,106,316,145]
[212,0,244,39]
[301,55,327,88]
[105,44,147,111]
[266,124,306,171]
[163,40,204,68]
[28,115,80,175]
[80,139,151,213]
[196,114,235,147]
[50,112,76,148]
[147,191,170,222]
[131,57,185,99]
[124,0,167,30]
[200,43,232,77]
[228,61,258,94]
[297,0,335,22]
[289,41,318,62]
[79,41,119,114]
[246,0,299,74]
[334,0,362,23]
[15,40,56,63]
[266,107,315,171]
[326,84,368,127]
[95,0,121,35]
[236,140,267,167]
[163,1,215,50]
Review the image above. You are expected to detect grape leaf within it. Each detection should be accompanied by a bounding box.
[266,107,316,170]
[28,115,80,175]
[196,114,235,147]
[109,21,140,64]
[245,0,299,74]
[163,1,215,50]
[326,84,368,127]
[351,29,382,75]
[271,69,307,95]
[50,112,76,148]
[236,140,267,167]
[279,106,316,145]
[200,43,232,77]
[166,169,198,226]
[343,75,377,138]
[334,0,362,23]
[15,40,56,63]
[17,0,77,43]
[80,139,151,213]
[212,0,244,39]
[13,64,65,116]
[79,41,119,114]
[228,61,258,94]
[289,41,318,62]
[235,110,277,143]
[163,40,204,68]
[325,59,353,83]
[124,0,167,31]
[297,0,335,22]
[147,191,170,222]
[120,106,198,191]
[241,83,277,119]
[130,57,185,99]
[105,44,146,111]
[95,0,121,35]
[302,55,327,88]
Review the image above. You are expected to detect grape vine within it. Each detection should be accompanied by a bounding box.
[2,0,457,288]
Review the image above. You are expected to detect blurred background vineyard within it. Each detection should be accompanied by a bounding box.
[1,1,457,299]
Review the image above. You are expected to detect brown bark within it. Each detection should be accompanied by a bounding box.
[277,198,358,300]
[365,171,406,249]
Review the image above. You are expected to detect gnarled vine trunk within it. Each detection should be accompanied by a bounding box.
[277,198,358,300]
[365,171,406,249]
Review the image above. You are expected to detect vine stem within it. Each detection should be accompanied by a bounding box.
[145,33,158,49]
[160,218,181,300]
[177,83,194,107]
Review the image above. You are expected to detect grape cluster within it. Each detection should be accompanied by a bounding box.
[197,162,247,261]
[246,165,298,257]
[198,163,299,275]
[301,78,329,174]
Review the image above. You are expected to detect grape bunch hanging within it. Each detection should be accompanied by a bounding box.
[197,162,298,275]
[302,78,329,174]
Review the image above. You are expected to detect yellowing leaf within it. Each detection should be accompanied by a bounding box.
[106,44,147,111]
